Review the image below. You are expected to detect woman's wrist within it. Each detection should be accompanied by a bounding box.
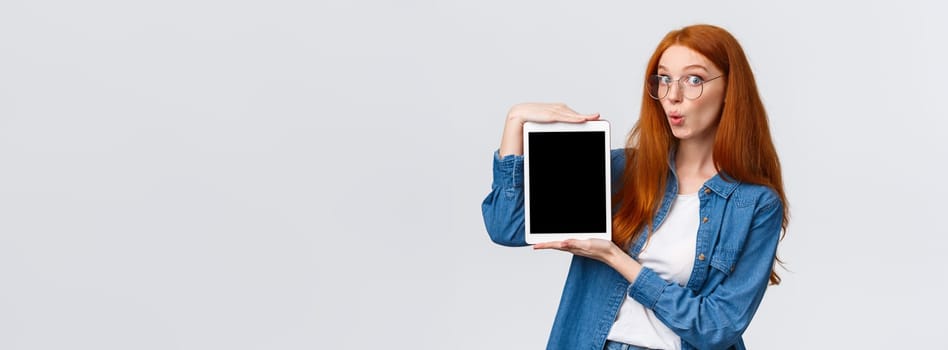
[505,112,524,126]
[608,245,642,283]
[600,243,619,266]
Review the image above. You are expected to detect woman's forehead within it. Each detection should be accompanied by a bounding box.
[658,45,714,72]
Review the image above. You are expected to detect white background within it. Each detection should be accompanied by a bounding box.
[1,0,946,349]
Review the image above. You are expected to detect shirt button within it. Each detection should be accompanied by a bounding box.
[704,188,711,194]
[698,253,705,261]
[702,217,709,223]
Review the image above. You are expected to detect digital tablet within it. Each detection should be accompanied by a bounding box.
[523,120,612,244]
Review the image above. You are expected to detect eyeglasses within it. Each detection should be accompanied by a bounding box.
[646,74,723,100]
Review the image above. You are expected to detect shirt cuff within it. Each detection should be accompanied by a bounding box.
[492,150,523,189]
[628,266,669,309]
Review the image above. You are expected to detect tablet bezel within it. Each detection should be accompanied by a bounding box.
[523,120,612,244]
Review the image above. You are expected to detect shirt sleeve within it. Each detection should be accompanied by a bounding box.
[480,150,528,247]
[628,193,784,350]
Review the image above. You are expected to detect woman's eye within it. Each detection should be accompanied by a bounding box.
[686,75,704,86]
[659,75,673,84]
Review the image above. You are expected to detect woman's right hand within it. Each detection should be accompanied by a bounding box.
[506,102,601,125]
[499,103,600,157]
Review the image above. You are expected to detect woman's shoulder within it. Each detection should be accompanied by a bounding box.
[610,148,630,177]
[611,148,636,162]
[610,148,628,161]
[731,181,782,210]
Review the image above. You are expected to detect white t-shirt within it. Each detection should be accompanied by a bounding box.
[606,192,700,350]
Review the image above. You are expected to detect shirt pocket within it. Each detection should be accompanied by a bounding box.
[698,246,740,293]
[710,246,740,276]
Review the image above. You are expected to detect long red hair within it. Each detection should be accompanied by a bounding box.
[613,24,789,285]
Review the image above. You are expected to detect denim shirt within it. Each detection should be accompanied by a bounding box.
[481,149,783,350]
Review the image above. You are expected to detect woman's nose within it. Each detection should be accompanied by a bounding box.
[665,82,683,102]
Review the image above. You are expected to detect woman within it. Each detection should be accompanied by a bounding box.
[481,24,788,350]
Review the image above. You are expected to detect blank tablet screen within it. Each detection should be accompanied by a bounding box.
[527,131,607,233]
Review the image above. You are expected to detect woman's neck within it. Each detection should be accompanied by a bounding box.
[675,136,717,184]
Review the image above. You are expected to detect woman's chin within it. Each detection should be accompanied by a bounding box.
[670,129,690,140]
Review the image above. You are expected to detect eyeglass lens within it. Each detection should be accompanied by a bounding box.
[647,75,705,100]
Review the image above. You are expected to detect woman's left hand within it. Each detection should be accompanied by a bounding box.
[533,238,621,264]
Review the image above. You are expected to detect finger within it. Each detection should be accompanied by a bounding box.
[533,241,562,250]
[555,111,590,123]
[534,245,570,253]
[540,104,597,123]
[556,105,597,119]
[568,111,601,123]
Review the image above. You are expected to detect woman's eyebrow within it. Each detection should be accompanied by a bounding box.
[683,64,710,73]
[657,64,710,73]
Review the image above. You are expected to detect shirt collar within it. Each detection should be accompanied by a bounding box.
[667,147,739,198]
